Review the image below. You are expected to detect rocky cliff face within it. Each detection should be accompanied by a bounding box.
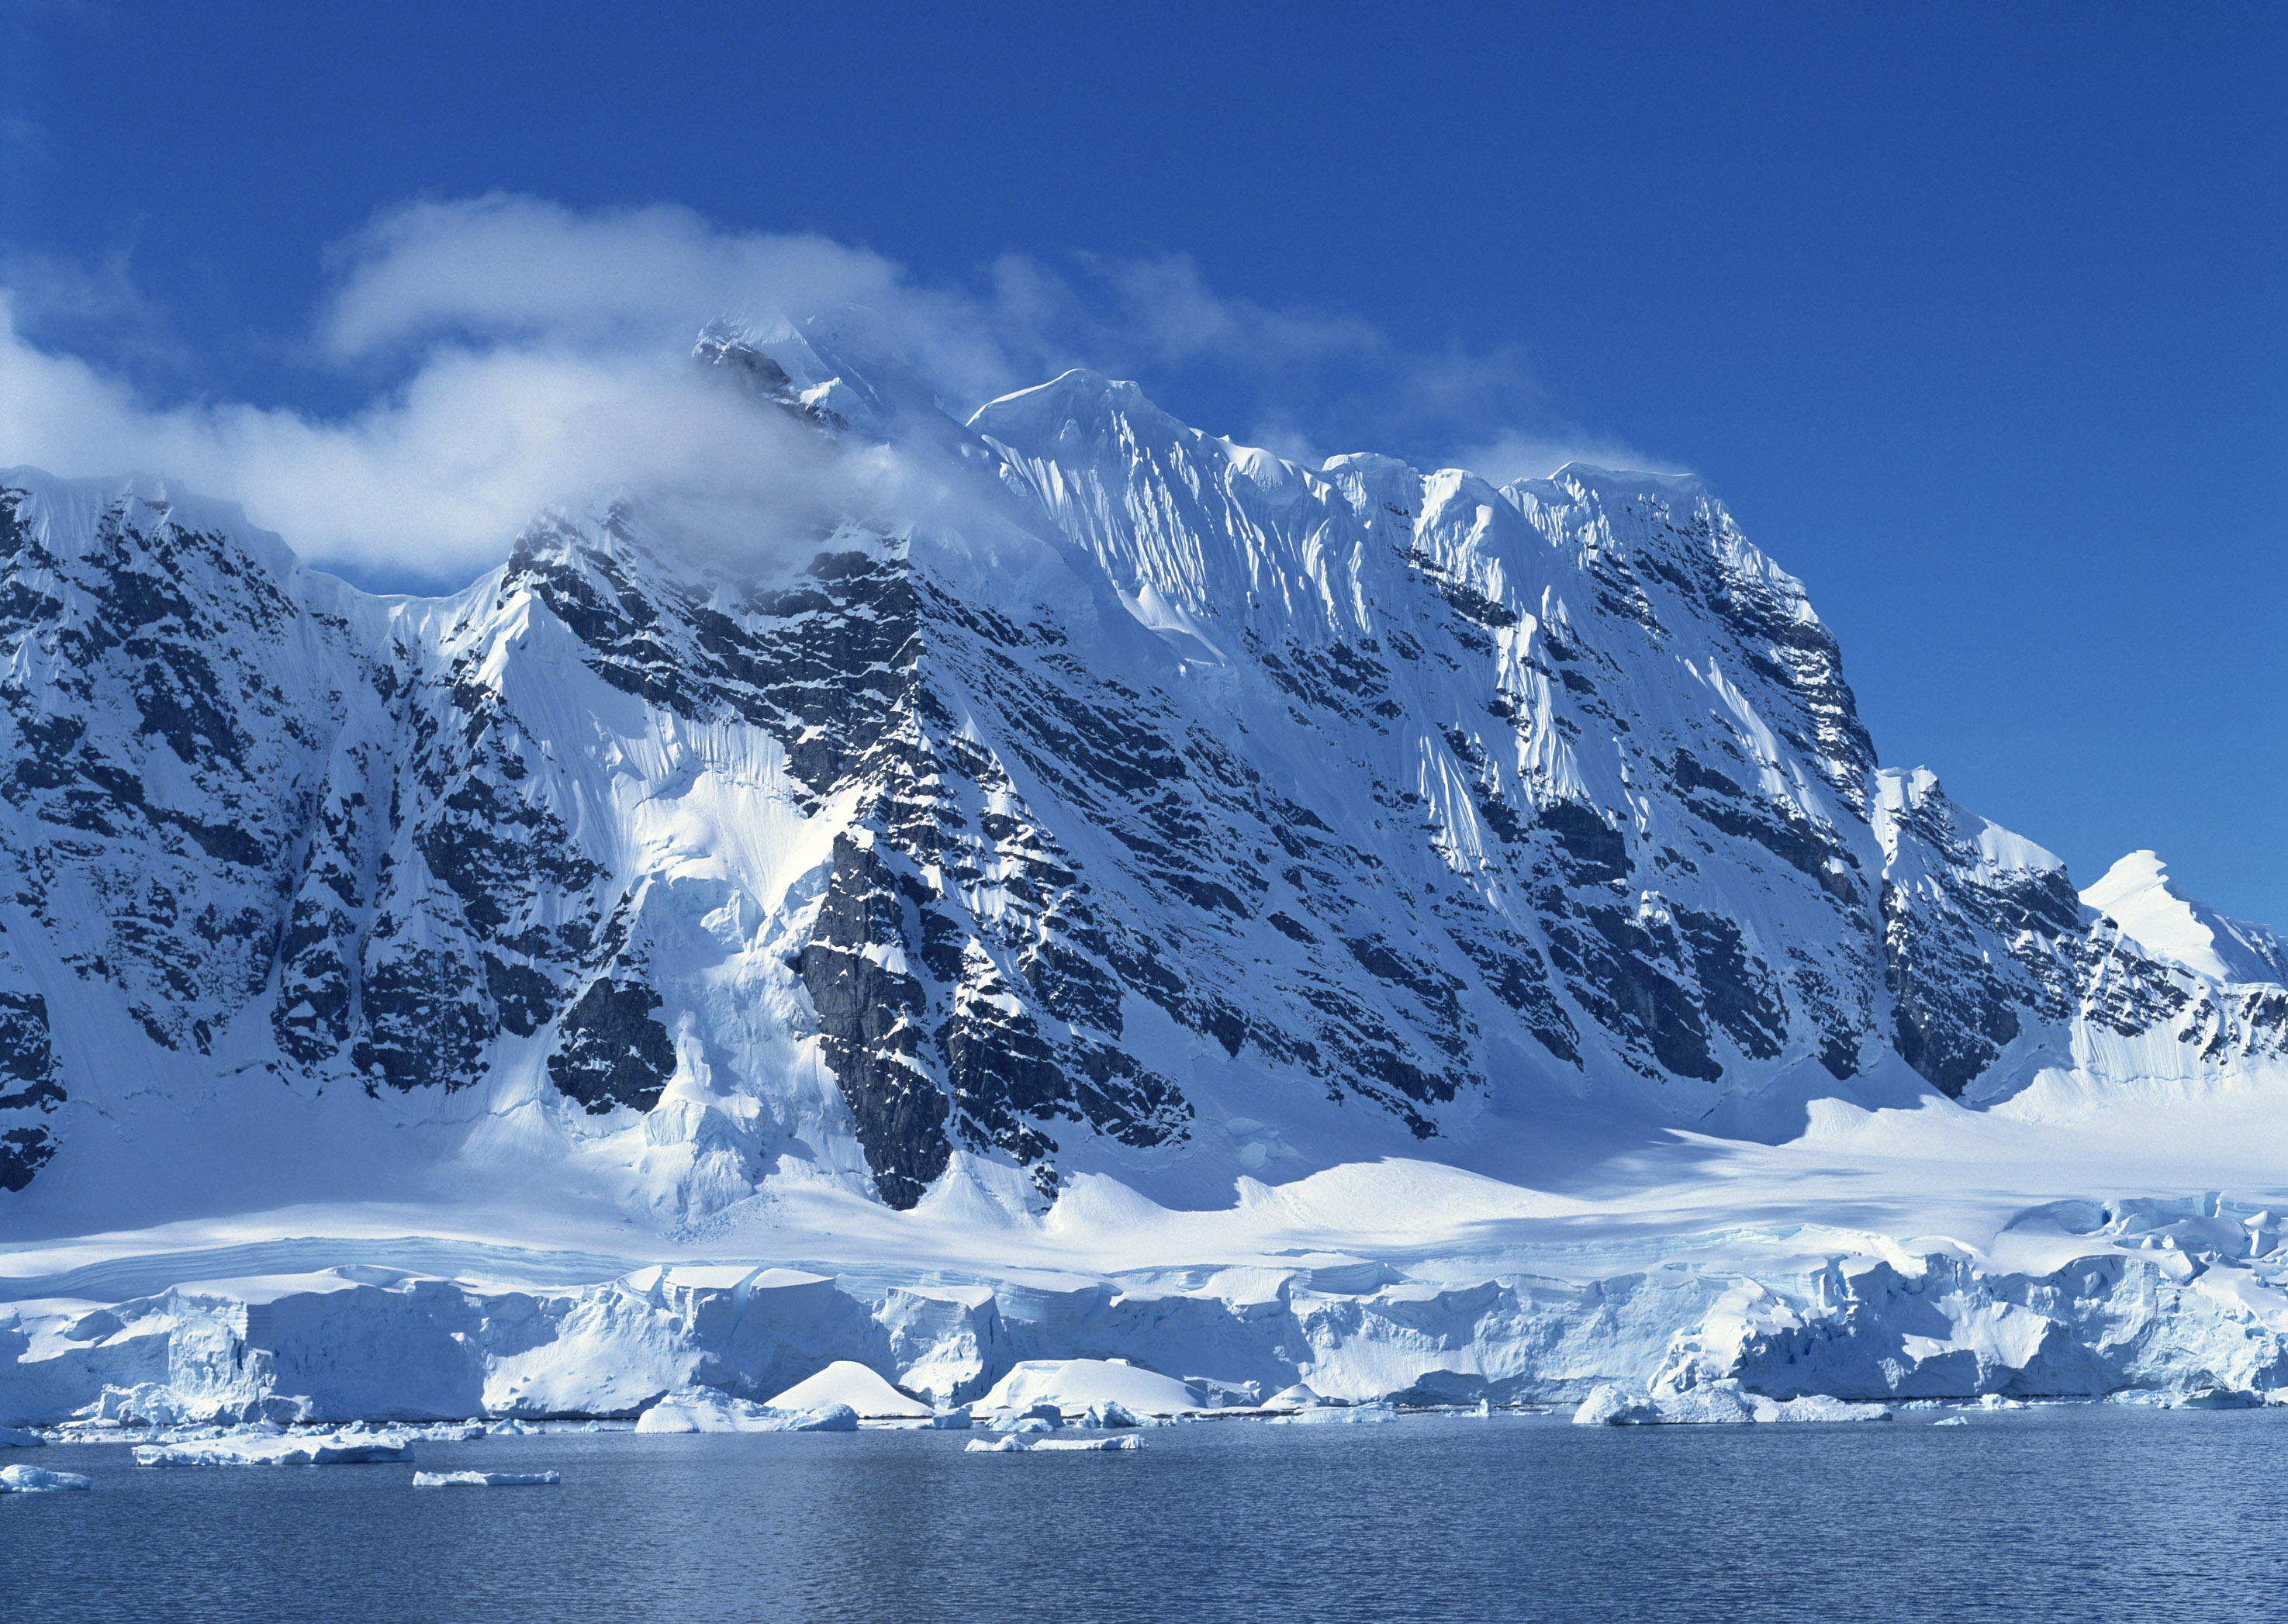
[0,325,2278,1218]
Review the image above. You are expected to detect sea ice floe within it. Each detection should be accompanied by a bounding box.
[132,1432,413,1467]
[963,1433,1141,1453]
[413,1470,562,1487]
[0,1463,90,1491]
[0,1425,46,1447]
[1933,1416,1968,1427]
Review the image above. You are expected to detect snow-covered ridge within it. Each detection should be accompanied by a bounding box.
[0,319,2280,1422]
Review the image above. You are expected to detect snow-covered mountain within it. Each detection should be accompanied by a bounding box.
[1,322,2283,1422]
[0,323,2280,1220]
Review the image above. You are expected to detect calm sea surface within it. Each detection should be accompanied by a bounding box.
[5,1406,2285,1622]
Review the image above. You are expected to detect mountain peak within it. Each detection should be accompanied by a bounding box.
[2082,852,2288,986]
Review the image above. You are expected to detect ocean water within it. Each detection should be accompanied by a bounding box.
[5,1406,2286,1622]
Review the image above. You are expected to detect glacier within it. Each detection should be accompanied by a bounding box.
[0,316,2282,1428]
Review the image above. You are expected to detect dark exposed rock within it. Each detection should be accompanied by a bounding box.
[548,977,676,1114]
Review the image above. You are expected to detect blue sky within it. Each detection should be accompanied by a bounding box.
[1,2,2282,925]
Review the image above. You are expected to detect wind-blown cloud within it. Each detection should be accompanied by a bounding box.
[0,193,1671,582]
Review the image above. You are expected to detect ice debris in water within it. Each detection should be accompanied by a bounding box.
[1933,1416,1969,1427]
[413,1470,562,1488]
[133,1432,413,1467]
[2172,1387,2262,1409]
[1270,1401,1397,1425]
[0,1463,91,1491]
[1572,1380,1889,1425]
[0,1425,47,1448]
[634,1388,859,1434]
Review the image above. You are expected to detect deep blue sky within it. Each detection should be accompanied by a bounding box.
[2,2,2283,924]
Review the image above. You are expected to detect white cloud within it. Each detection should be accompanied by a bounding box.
[0,194,1675,579]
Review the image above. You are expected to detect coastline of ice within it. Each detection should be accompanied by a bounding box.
[4,1190,2286,1432]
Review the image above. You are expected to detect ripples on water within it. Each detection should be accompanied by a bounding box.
[5,1407,2284,1622]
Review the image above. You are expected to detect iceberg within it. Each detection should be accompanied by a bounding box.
[1933,1415,1968,1427]
[413,1470,562,1487]
[634,1388,859,1434]
[762,1361,931,1419]
[0,1425,45,1447]
[964,1433,1141,1453]
[1271,1401,1397,1425]
[0,1463,90,1492]
[976,1360,1201,1418]
[963,1435,1028,1452]
[1574,1381,1888,1425]
[1573,1384,1664,1425]
[2173,1388,2262,1409]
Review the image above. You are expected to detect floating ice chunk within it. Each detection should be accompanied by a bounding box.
[133,1432,413,1467]
[2174,1387,2263,1409]
[0,1425,47,1448]
[486,1420,533,1436]
[1933,1415,1969,1427]
[635,1387,859,1434]
[763,1361,931,1419]
[964,1435,1028,1453]
[923,1408,973,1429]
[1272,1401,1397,1425]
[1573,1384,1662,1425]
[1263,1384,1325,1411]
[413,1470,562,1487]
[1028,1434,1142,1451]
[0,1463,90,1492]
[1972,1394,2027,1411]
[976,1359,1201,1417]
[1079,1401,1141,1429]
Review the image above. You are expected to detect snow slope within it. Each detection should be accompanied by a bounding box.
[0,319,2281,1422]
